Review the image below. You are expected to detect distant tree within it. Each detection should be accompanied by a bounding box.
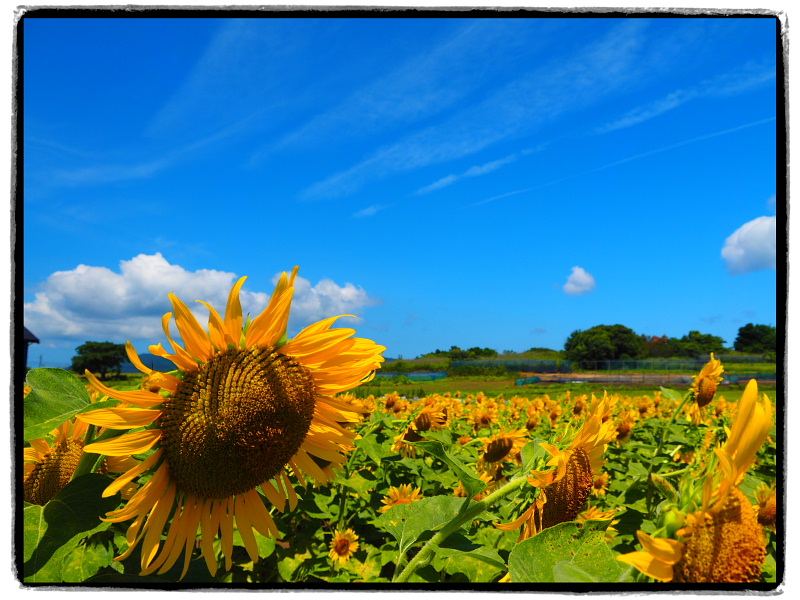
[420,346,499,360]
[643,334,673,358]
[563,324,644,366]
[734,323,777,354]
[71,341,126,380]
[672,331,727,358]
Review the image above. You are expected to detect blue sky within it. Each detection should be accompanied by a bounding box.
[22,15,780,368]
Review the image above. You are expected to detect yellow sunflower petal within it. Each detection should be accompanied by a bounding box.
[617,551,674,582]
[85,371,165,408]
[196,300,230,351]
[84,429,162,456]
[168,293,214,360]
[636,531,684,564]
[77,407,162,430]
[224,276,247,345]
[102,450,162,498]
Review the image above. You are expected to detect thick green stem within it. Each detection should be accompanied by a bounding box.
[336,421,379,530]
[646,390,693,513]
[393,473,529,583]
[70,426,126,481]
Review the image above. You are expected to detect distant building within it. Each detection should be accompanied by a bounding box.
[23,327,39,369]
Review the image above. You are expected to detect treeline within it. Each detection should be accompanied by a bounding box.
[563,323,776,364]
[381,323,776,375]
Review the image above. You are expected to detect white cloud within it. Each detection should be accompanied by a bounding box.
[414,149,537,195]
[721,216,777,275]
[563,266,596,296]
[351,204,389,218]
[24,253,380,344]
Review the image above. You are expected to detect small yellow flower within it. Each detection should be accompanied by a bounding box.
[379,483,423,513]
[591,472,610,497]
[329,528,359,563]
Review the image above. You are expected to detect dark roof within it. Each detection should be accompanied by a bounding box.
[24,327,40,343]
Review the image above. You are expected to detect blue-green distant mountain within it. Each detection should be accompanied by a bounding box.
[119,353,176,373]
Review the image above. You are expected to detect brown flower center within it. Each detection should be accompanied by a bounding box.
[24,439,84,505]
[540,447,593,530]
[696,377,718,408]
[160,347,316,499]
[334,538,351,556]
[673,487,767,583]
[484,437,514,463]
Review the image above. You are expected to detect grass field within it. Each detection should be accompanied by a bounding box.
[103,372,778,404]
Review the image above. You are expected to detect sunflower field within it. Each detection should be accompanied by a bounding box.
[20,273,780,587]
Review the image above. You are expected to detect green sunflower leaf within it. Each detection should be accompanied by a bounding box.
[521,439,549,472]
[355,432,391,466]
[431,539,506,582]
[659,387,683,402]
[23,368,94,441]
[413,440,486,499]
[59,531,116,583]
[376,495,466,556]
[23,473,120,583]
[339,469,377,500]
[507,519,628,583]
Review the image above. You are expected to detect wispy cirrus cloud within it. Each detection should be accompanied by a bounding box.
[301,21,649,200]
[351,204,390,218]
[414,147,540,195]
[470,117,776,208]
[596,60,775,134]
[260,19,550,159]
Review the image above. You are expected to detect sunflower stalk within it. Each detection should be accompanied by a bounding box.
[336,421,379,530]
[392,472,529,583]
[645,389,693,514]
[71,425,128,480]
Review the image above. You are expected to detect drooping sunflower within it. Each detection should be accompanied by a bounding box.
[329,528,359,563]
[379,483,424,513]
[755,481,777,532]
[412,404,448,432]
[476,427,529,476]
[23,417,140,506]
[77,269,385,578]
[690,353,724,408]
[618,379,773,583]
[496,393,618,540]
[24,418,89,506]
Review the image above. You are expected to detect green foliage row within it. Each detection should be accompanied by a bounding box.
[22,368,778,586]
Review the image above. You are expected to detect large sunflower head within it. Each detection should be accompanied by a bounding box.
[77,269,385,578]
